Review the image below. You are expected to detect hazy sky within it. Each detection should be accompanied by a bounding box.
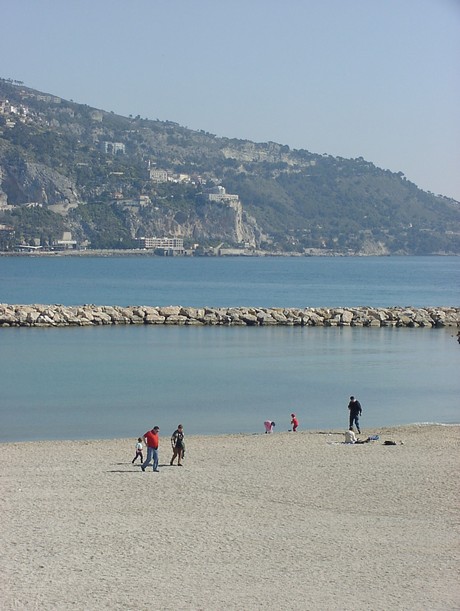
[2,0,459,200]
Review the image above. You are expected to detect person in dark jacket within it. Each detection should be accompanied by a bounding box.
[170,424,185,466]
[348,396,362,434]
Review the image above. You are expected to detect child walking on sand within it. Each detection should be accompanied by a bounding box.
[132,437,144,464]
[290,413,299,432]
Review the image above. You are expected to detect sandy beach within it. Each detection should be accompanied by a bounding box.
[1,424,459,610]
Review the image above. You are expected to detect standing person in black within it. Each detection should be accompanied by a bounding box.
[348,396,362,434]
[170,424,185,466]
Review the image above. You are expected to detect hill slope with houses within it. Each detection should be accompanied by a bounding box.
[0,77,459,255]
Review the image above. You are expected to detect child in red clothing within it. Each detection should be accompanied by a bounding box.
[290,413,299,432]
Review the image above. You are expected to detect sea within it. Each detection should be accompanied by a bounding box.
[0,255,459,442]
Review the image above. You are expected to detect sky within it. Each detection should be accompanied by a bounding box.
[2,0,460,200]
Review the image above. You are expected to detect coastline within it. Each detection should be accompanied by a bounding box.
[2,424,459,610]
[1,250,458,257]
[2,422,459,445]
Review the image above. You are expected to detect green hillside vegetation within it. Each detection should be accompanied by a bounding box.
[0,77,459,254]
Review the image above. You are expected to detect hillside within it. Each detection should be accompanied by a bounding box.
[0,77,459,254]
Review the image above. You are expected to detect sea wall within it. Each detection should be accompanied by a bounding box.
[0,304,459,328]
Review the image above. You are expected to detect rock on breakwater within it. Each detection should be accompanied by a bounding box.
[0,304,459,328]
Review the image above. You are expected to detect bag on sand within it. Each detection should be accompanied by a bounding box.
[383,440,397,445]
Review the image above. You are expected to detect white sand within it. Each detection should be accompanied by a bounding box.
[1,425,459,610]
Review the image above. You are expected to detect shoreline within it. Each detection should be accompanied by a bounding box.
[0,250,459,257]
[1,423,458,610]
[2,422,459,446]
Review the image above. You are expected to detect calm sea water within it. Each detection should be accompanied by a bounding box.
[0,256,459,442]
[1,255,459,307]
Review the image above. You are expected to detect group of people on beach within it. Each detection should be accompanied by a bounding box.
[133,396,364,468]
[263,413,299,434]
[344,397,380,443]
[264,397,363,437]
[132,424,185,472]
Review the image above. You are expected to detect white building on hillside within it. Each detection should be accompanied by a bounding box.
[136,236,184,253]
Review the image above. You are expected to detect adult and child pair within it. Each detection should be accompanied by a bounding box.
[132,424,185,472]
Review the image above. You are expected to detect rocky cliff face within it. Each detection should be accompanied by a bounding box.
[0,150,262,248]
[121,198,263,248]
[0,157,79,208]
[221,141,295,164]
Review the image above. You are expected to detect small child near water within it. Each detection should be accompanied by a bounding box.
[264,420,275,433]
[132,437,144,464]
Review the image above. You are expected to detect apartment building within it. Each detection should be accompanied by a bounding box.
[136,236,184,253]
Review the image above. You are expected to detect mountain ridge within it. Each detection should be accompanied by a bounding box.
[0,77,459,255]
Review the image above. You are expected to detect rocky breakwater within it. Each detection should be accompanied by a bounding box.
[0,304,459,328]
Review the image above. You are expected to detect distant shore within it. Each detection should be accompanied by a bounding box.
[1,249,458,258]
[1,424,458,610]
[0,249,170,257]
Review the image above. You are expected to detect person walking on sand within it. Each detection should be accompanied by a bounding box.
[132,437,144,464]
[348,396,362,434]
[170,424,185,466]
[290,413,299,432]
[264,420,275,433]
[141,426,160,472]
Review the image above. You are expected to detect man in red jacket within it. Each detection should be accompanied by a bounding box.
[141,426,160,472]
